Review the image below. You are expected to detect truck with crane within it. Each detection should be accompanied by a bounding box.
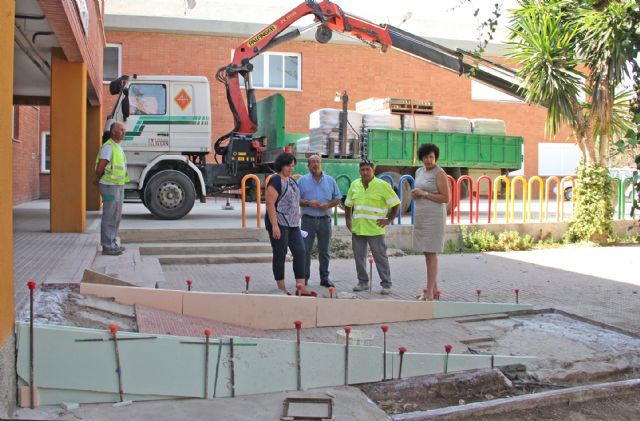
[104,0,524,219]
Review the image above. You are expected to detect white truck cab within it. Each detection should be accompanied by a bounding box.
[105,75,211,219]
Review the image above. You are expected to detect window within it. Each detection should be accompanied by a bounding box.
[41,132,51,173]
[103,44,122,83]
[128,84,167,115]
[239,52,301,90]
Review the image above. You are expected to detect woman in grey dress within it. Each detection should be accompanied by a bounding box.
[411,143,450,301]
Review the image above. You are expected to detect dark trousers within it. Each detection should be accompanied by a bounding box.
[267,224,305,281]
[301,215,332,283]
[352,233,392,287]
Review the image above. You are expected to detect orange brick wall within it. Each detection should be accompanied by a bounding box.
[11,106,41,205]
[104,30,574,180]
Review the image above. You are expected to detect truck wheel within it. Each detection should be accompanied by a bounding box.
[144,170,196,220]
[379,171,412,214]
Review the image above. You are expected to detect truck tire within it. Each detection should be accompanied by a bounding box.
[144,170,196,220]
[379,171,412,214]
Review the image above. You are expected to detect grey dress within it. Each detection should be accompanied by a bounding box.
[413,166,447,253]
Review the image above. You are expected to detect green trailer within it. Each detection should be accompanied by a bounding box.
[294,129,523,198]
[257,94,523,206]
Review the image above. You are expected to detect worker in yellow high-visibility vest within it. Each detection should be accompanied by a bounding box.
[344,160,400,295]
[94,122,129,256]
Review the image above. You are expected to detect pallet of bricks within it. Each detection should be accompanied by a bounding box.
[355,97,434,115]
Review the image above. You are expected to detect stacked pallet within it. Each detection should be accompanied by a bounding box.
[471,118,507,135]
[355,97,435,115]
[436,116,473,133]
[308,109,362,156]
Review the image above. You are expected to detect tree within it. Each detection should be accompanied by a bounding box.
[506,0,639,241]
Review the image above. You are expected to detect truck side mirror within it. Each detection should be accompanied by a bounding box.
[121,88,130,120]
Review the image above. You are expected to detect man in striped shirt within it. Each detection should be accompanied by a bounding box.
[344,160,400,295]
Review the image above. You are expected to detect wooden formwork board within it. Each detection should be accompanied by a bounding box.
[79,283,534,330]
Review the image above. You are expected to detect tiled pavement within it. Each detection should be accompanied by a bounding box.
[162,246,640,338]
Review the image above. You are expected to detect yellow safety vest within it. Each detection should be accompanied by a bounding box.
[345,177,400,236]
[96,139,129,185]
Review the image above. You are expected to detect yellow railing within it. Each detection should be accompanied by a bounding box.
[510,176,528,222]
[492,176,511,223]
[528,176,544,223]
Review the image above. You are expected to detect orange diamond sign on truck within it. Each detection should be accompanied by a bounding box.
[174,89,192,110]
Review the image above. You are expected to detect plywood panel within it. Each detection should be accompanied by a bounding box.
[80,283,183,314]
[183,292,317,330]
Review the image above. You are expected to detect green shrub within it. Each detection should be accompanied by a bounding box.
[565,163,614,243]
[462,227,539,252]
[461,226,497,252]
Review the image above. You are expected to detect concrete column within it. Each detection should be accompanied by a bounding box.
[86,105,102,211]
[50,48,87,232]
[0,1,16,416]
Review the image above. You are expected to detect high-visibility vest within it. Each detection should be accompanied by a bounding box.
[345,177,400,236]
[96,139,129,185]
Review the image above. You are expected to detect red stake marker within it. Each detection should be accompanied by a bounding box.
[381,325,389,381]
[329,286,335,298]
[515,288,520,304]
[294,320,302,390]
[186,279,193,292]
[476,289,481,302]
[398,347,407,379]
[368,257,374,294]
[109,323,124,402]
[344,326,352,385]
[204,328,212,398]
[435,289,441,301]
[296,283,303,297]
[27,281,37,409]
[244,275,250,294]
[444,344,453,373]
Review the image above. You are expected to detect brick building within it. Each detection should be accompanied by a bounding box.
[100,6,573,186]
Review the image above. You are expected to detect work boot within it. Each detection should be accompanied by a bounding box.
[102,248,123,256]
[353,282,368,292]
[320,280,335,288]
[380,287,392,295]
[117,245,126,252]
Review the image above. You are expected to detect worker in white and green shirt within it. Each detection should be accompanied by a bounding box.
[344,160,400,295]
[94,122,129,256]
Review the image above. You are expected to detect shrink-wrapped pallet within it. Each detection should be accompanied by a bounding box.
[362,113,403,130]
[471,118,507,135]
[309,132,353,156]
[294,137,310,153]
[437,116,472,133]
[309,108,362,136]
[403,115,438,131]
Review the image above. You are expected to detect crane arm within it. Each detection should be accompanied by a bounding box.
[216,0,523,158]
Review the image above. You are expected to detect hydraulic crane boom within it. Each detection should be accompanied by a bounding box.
[215,0,523,165]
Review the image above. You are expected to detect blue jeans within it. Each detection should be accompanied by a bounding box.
[301,215,332,284]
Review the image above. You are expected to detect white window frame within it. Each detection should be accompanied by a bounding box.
[103,44,122,83]
[236,51,302,91]
[41,131,51,174]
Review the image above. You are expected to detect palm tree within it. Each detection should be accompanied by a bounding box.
[506,0,638,241]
